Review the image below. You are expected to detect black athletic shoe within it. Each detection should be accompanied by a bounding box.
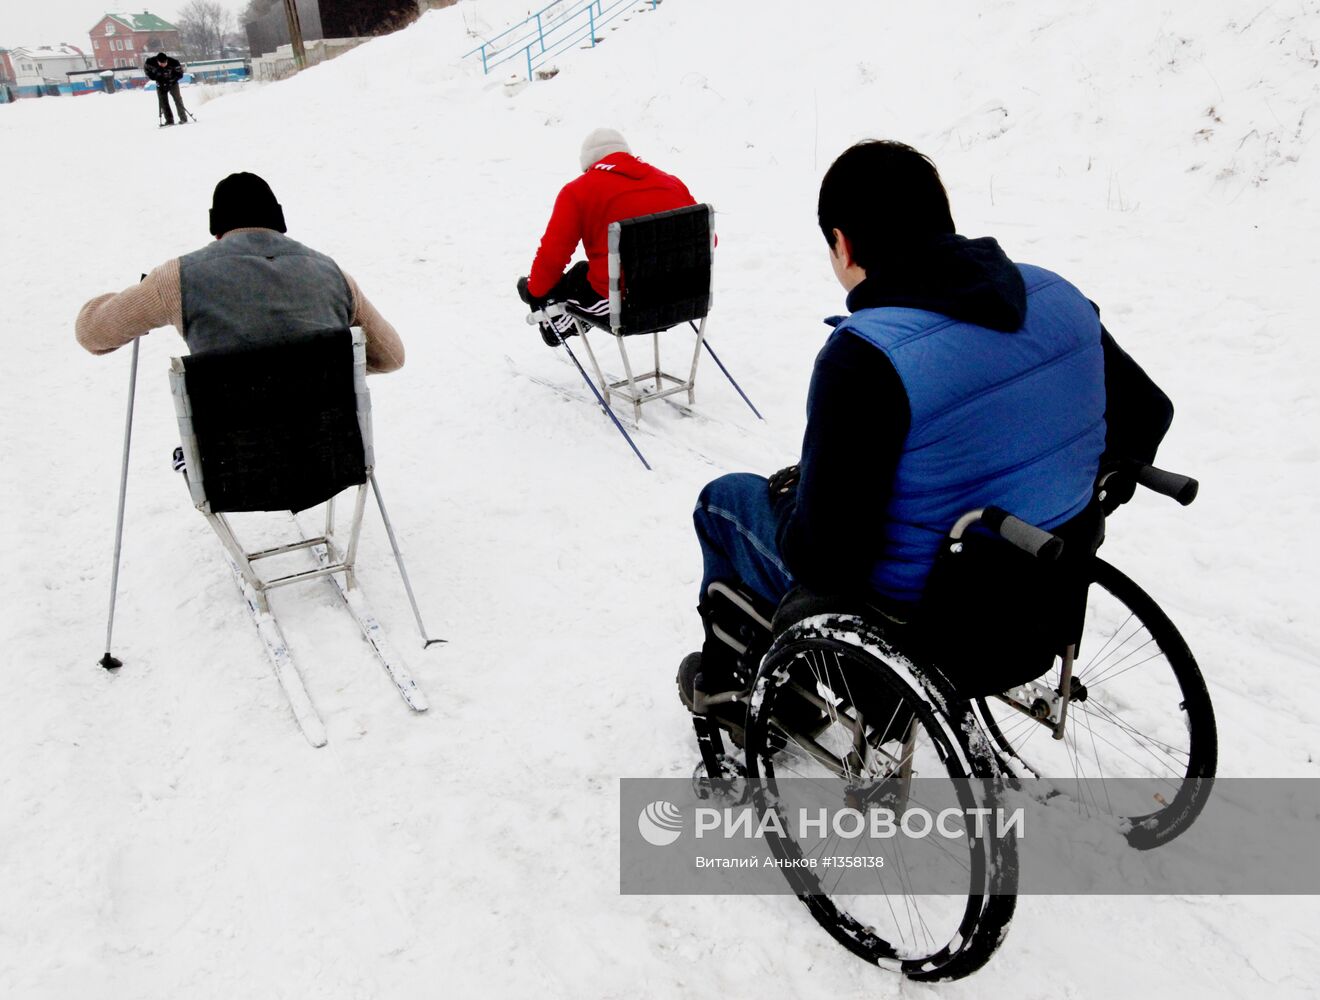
[678,650,747,704]
[676,651,751,743]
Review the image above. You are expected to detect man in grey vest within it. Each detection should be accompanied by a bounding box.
[76,172,405,372]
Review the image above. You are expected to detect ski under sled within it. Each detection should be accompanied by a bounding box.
[218,502,429,747]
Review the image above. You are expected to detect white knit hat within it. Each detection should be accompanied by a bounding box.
[579,127,631,171]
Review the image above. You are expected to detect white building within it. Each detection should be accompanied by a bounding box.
[6,44,93,96]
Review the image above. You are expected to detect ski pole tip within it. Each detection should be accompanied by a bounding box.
[99,652,123,671]
[422,638,447,649]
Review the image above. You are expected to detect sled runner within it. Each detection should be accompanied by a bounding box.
[169,327,433,746]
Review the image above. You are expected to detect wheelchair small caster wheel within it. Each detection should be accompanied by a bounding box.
[692,756,749,804]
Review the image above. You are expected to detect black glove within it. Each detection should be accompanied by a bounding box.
[767,464,800,500]
[517,276,547,310]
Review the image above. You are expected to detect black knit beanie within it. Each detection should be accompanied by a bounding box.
[209,172,287,237]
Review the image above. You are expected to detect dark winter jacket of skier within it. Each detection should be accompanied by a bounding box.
[527,152,697,300]
[774,233,1172,600]
[143,53,184,85]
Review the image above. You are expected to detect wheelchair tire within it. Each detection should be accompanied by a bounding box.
[744,614,1018,982]
[975,557,1217,850]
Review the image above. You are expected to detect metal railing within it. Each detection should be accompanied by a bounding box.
[462,0,659,81]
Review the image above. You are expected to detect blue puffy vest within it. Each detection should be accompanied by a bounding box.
[836,264,1106,603]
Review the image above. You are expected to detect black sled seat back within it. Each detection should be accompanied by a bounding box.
[608,203,714,337]
[562,203,716,423]
[168,327,375,612]
[170,327,372,514]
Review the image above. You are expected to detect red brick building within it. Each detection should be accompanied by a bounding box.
[88,12,181,69]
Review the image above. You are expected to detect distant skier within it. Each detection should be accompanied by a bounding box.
[75,172,405,373]
[144,51,189,125]
[517,127,701,346]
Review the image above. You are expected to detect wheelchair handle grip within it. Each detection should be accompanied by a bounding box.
[981,507,1065,562]
[1135,464,1199,506]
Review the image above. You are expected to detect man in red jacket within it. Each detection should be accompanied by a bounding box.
[517,128,698,346]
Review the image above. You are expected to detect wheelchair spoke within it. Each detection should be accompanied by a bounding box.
[1082,644,1167,690]
[1078,696,1115,815]
[1067,713,1185,790]
[1081,697,1191,762]
[1072,703,1190,781]
[1077,611,1142,678]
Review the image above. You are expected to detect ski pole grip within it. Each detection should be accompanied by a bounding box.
[1135,465,1199,506]
[982,507,1065,561]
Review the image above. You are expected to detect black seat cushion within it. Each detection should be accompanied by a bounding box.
[184,328,365,514]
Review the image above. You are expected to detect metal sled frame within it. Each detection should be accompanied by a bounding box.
[554,205,716,424]
[568,310,709,425]
[168,331,376,614]
[168,330,430,746]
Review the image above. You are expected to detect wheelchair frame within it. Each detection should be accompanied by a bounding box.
[686,463,1214,980]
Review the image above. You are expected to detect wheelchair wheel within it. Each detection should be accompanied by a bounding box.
[745,615,1017,983]
[975,557,1217,849]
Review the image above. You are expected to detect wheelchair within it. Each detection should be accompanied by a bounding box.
[686,463,1216,982]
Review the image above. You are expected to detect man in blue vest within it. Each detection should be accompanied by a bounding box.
[678,140,1172,725]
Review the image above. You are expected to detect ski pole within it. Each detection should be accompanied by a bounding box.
[691,321,763,420]
[368,472,445,649]
[558,331,652,471]
[100,334,141,670]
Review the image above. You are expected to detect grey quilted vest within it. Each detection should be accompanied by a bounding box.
[178,230,353,352]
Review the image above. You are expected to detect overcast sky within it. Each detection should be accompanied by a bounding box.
[0,1,242,49]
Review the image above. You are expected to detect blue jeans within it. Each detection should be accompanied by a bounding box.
[693,473,795,607]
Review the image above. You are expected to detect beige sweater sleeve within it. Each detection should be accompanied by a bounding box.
[343,271,405,374]
[75,256,405,375]
[75,261,183,354]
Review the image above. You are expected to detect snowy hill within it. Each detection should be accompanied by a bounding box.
[1,0,1318,996]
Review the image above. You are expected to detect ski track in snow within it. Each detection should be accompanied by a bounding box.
[2,1,1319,996]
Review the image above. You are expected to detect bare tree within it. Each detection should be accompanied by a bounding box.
[241,0,282,24]
[177,0,237,60]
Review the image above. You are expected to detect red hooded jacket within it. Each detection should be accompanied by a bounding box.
[527,152,697,299]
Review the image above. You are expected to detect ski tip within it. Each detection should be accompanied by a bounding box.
[98,652,123,671]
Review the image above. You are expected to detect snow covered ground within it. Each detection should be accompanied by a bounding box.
[2,1,1318,996]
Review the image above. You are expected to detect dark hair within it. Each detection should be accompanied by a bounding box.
[209,172,287,237]
[817,140,955,271]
